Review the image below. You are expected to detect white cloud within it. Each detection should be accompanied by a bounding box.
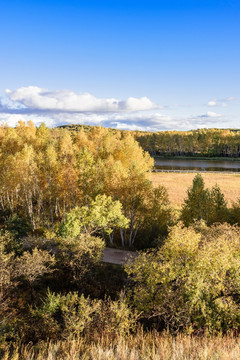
[5,86,157,113]
[0,86,232,131]
[0,109,226,132]
[0,113,56,128]
[123,97,155,111]
[206,111,222,118]
[207,97,236,108]
[208,100,217,107]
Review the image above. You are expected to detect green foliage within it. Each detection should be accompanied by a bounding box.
[31,290,139,341]
[181,174,210,225]
[0,234,54,341]
[138,185,175,248]
[181,174,228,226]
[32,290,100,340]
[135,127,240,157]
[208,184,229,224]
[58,194,129,239]
[0,233,15,316]
[1,216,31,256]
[229,199,240,226]
[126,223,240,333]
[15,248,55,286]
[56,234,105,283]
[4,214,31,240]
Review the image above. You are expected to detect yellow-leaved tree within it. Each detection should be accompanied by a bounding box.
[126,223,240,333]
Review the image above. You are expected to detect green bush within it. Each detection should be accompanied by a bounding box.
[126,223,240,333]
[229,199,240,226]
[31,290,139,341]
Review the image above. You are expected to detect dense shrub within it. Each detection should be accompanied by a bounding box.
[30,291,139,341]
[126,223,240,333]
[229,199,240,226]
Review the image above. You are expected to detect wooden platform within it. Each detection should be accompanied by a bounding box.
[102,247,138,265]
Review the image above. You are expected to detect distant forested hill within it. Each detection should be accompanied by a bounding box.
[59,125,240,158]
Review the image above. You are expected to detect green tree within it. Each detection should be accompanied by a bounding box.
[230,199,240,226]
[181,174,228,226]
[58,194,129,240]
[181,174,211,225]
[208,184,229,224]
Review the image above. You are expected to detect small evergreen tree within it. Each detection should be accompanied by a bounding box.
[181,174,228,226]
[229,199,240,226]
[208,185,228,225]
[181,174,211,225]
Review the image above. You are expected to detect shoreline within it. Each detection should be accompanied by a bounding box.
[153,155,240,161]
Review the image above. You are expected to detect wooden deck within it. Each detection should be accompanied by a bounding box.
[102,247,138,265]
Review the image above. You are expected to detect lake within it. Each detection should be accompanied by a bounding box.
[154,158,240,172]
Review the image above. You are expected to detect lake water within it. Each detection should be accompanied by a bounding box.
[154,158,240,172]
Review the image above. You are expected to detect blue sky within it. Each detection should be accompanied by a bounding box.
[0,0,239,131]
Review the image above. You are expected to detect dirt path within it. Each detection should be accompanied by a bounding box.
[102,247,138,265]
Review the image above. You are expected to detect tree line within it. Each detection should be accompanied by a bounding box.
[136,128,240,157]
[61,125,240,157]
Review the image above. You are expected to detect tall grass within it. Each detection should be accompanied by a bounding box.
[2,331,240,360]
[150,172,240,207]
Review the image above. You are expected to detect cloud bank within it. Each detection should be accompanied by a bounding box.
[5,86,157,113]
[0,86,228,131]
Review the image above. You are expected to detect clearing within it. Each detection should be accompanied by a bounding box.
[102,247,138,265]
[150,172,240,207]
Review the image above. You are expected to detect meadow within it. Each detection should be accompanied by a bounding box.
[150,172,240,207]
[2,333,240,360]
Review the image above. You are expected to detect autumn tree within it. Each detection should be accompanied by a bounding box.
[0,122,171,248]
[126,224,240,333]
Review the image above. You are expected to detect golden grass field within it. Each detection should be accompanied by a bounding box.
[3,333,240,359]
[150,172,240,207]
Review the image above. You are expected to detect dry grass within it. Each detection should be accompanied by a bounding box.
[2,332,240,359]
[150,172,240,208]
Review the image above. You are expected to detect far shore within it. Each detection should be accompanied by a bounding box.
[153,155,240,161]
